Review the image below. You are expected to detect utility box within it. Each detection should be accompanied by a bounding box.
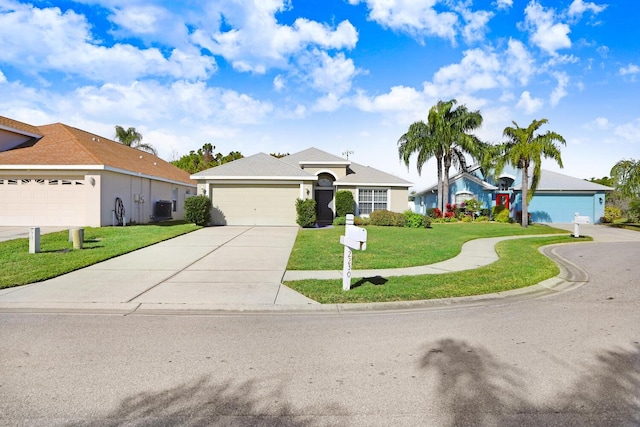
[154,200,173,220]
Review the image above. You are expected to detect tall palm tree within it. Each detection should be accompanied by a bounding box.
[399,99,484,214]
[431,100,484,212]
[496,119,566,227]
[398,120,445,213]
[114,125,157,156]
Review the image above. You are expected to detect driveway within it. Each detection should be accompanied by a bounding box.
[0,226,317,312]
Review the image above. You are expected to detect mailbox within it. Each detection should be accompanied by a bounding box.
[572,212,590,238]
[340,224,367,251]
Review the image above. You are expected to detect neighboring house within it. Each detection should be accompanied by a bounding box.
[0,116,196,227]
[413,165,613,223]
[191,147,412,226]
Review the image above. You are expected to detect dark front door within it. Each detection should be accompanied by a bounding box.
[315,190,334,225]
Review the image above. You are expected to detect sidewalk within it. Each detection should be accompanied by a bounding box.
[0,223,637,314]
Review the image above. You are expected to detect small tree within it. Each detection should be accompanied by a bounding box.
[184,195,212,226]
[296,199,316,228]
[335,190,355,217]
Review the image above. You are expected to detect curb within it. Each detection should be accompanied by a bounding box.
[0,241,591,316]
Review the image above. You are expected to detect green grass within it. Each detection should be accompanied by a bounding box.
[287,222,567,270]
[285,235,591,303]
[0,221,201,289]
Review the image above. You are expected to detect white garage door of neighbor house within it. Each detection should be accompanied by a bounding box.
[0,178,86,226]
[211,184,299,226]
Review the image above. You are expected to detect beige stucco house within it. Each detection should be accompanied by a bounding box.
[192,147,412,226]
[0,116,196,227]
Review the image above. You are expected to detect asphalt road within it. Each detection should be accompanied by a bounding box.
[1,241,639,426]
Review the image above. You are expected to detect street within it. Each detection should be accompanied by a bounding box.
[1,241,639,426]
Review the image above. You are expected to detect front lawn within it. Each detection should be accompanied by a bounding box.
[0,221,201,289]
[287,222,567,270]
[285,235,589,303]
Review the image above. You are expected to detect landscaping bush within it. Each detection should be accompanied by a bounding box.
[404,210,424,228]
[601,206,622,223]
[427,208,442,218]
[295,198,317,228]
[333,216,346,226]
[460,215,474,222]
[354,216,369,226]
[492,205,510,223]
[370,209,395,226]
[628,199,640,222]
[475,215,489,222]
[335,190,355,217]
[462,199,483,216]
[393,212,406,227]
[422,215,432,228]
[184,195,212,226]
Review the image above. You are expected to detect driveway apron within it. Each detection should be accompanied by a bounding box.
[0,226,317,309]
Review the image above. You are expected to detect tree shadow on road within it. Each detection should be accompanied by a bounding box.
[419,339,640,426]
[75,375,343,426]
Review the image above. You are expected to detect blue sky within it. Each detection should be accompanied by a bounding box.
[1,0,638,189]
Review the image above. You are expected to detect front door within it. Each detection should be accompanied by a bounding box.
[496,193,510,209]
[315,190,334,226]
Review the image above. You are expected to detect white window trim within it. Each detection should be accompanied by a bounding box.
[356,187,390,216]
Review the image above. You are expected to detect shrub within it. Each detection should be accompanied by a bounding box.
[354,216,370,226]
[295,198,317,228]
[628,199,640,222]
[404,210,424,228]
[475,215,489,222]
[392,212,406,227]
[184,195,212,226]
[492,205,510,223]
[460,215,474,222]
[335,190,355,217]
[602,206,622,223]
[370,209,395,226]
[333,216,346,226]
[422,215,432,228]
[427,208,442,218]
[463,199,483,215]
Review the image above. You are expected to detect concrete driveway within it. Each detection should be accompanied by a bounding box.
[0,226,317,312]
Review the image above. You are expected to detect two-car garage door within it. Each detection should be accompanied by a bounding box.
[0,178,86,226]
[210,184,299,226]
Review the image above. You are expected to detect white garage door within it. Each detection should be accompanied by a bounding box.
[211,184,299,226]
[0,178,86,226]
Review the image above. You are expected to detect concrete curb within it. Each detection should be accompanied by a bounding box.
[0,243,589,316]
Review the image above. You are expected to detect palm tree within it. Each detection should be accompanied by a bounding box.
[398,120,445,213]
[114,125,157,156]
[398,99,484,214]
[496,119,566,227]
[432,100,484,213]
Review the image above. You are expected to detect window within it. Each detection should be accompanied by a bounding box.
[455,191,475,205]
[172,187,178,212]
[358,189,388,215]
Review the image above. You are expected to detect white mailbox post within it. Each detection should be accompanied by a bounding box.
[573,212,590,237]
[340,214,367,291]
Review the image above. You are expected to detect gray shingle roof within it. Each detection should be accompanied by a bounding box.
[337,162,412,187]
[280,147,350,166]
[191,152,317,180]
[514,169,614,192]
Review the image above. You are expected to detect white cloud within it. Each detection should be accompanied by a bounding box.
[613,119,640,144]
[308,51,358,96]
[0,70,6,84]
[522,1,571,56]
[550,71,569,106]
[505,39,535,85]
[567,0,607,19]
[348,0,458,42]
[620,64,640,75]
[496,0,513,10]
[273,75,286,91]
[0,2,216,82]
[353,85,427,113]
[193,1,358,73]
[109,5,167,35]
[459,8,494,44]
[516,91,543,114]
